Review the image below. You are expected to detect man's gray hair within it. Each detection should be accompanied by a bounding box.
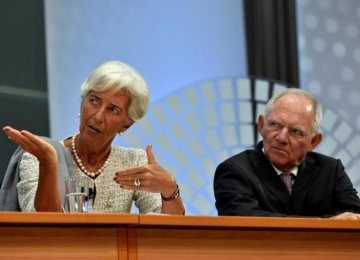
[265,88,323,133]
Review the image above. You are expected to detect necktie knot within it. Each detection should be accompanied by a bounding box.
[280,172,294,195]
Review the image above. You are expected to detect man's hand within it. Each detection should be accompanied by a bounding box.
[331,211,360,220]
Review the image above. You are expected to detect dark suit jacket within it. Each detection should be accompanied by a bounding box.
[214,141,360,217]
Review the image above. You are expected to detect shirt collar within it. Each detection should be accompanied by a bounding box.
[262,148,298,176]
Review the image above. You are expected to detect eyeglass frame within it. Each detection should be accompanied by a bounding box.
[264,118,314,140]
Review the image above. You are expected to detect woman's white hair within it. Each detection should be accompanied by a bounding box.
[80,60,149,122]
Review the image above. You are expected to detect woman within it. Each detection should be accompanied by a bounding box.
[2,60,185,215]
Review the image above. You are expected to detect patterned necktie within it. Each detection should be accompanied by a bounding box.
[280,173,294,195]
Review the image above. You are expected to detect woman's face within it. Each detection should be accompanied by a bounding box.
[79,89,133,147]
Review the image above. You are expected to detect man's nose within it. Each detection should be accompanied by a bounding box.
[276,126,290,141]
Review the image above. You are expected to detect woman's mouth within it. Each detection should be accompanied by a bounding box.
[87,125,101,134]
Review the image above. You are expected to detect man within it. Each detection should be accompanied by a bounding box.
[214,88,360,219]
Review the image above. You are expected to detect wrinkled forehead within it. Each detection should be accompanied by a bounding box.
[268,95,315,125]
[275,94,314,113]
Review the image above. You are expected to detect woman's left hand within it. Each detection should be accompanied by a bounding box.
[113,144,177,197]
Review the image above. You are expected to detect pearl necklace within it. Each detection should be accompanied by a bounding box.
[71,133,110,178]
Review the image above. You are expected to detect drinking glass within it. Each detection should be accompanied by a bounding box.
[64,176,87,213]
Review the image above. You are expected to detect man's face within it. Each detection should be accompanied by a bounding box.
[258,94,322,172]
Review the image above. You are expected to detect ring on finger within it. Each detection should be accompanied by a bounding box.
[134,179,141,187]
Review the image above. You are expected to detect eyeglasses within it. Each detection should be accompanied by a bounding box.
[265,119,311,140]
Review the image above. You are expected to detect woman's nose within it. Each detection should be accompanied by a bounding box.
[93,107,106,122]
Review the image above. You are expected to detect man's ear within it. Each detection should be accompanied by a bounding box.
[258,115,265,137]
[309,132,323,152]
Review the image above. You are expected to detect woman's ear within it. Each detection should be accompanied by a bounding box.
[121,121,134,133]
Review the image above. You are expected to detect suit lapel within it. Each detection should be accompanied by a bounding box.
[250,142,292,213]
[291,156,320,214]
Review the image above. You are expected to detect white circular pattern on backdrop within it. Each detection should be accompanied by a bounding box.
[298,0,360,200]
[325,18,338,33]
[305,14,319,29]
[333,42,346,57]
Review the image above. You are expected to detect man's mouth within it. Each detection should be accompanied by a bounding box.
[272,146,287,154]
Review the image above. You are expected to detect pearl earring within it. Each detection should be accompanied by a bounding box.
[118,132,123,136]
[78,113,81,117]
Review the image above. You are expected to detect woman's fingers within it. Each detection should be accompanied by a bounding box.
[3,126,56,163]
[146,143,156,164]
